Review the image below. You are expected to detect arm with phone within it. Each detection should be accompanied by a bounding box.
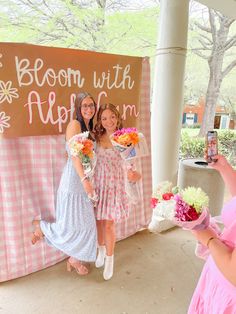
[188,154,236,312]
[208,154,236,197]
[194,153,236,279]
[206,130,218,163]
[204,130,236,196]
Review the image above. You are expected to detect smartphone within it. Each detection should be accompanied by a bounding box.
[206,130,218,163]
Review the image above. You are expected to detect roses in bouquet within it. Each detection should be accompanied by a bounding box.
[150,182,210,231]
[149,181,178,232]
[110,127,149,203]
[173,187,210,229]
[151,181,178,209]
[68,131,96,177]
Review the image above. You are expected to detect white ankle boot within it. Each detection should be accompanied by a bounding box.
[103,255,114,280]
[95,245,106,268]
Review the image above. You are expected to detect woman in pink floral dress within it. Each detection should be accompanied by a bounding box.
[188,154,236,313]
[93,103,139,281]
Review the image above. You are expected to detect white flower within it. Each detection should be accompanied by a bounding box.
[153,199,176,220]
[0,80,19,104]
[79,131,89,139]
[68,131,89,145]
[152,181,173,199]
[0,111,10,133]
[70,142,84,157]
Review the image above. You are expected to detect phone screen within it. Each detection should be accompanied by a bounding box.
[206,131,218,162]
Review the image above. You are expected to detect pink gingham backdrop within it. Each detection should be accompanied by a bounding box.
[0,58,152,282]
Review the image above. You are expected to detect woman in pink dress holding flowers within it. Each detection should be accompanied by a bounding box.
[93,103,139,280]
[188,154,236,313]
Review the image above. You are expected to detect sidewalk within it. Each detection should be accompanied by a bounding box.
[0,228,203,314]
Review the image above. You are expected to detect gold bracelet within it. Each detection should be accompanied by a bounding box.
[206,236,216,248]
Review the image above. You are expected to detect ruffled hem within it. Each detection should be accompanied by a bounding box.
[188,258,236,313]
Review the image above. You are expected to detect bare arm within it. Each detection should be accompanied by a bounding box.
[66,120,94,196]
[209,154,236,197]
[193,228,236,286]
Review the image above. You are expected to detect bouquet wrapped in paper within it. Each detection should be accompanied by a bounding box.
[150,183,210,231]
[110,127,149,203]
[173,187,210,230]
[68,131,97,179]
[68,132,98,204]
[149,181,178,232]
[150,182,221,258]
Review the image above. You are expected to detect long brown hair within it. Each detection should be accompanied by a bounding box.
[75,92,97,133]
[94,103,123,142]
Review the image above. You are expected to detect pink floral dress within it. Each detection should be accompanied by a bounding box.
[188,196,236,313]
[93,145,130,222]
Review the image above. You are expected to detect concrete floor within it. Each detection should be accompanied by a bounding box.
[0,228,203,314]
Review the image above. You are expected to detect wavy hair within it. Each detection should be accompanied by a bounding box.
[94,103,123,142]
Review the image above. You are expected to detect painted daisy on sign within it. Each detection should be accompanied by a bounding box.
[0,111,10,133]
[0,80,19,104]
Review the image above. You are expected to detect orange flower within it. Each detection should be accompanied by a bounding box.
[129,132,139,145]
[114,132,139,146]
[82,139,94,157]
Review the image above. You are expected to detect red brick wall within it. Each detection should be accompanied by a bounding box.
[183,97,229,125]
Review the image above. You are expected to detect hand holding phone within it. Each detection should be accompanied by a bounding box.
[205,131,218,163]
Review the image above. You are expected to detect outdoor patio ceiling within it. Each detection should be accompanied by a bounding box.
[196,0,236,19]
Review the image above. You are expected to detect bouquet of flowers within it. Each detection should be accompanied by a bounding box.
[150,182,221,258]
[149,181,178,232]
[173,187,210,230]
[110,127,149,203]
[68,131,96,178]
[110,127,148,160]
[149,183,210,232]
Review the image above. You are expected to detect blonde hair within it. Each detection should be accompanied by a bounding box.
[94,103,123,141]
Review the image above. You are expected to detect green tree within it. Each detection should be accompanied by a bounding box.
[0,0,159,56]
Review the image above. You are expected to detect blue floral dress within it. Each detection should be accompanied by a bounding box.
[40,143,97,262]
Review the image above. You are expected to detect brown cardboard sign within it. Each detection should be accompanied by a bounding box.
[0,43,143,138]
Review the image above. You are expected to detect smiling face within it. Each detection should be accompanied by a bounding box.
[101,109,118,134]
[80,96,96,122]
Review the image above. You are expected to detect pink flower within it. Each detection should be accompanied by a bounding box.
[151,197,158,209]
[174,195,199,222]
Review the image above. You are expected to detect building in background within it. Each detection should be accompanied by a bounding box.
[183,97,235,129]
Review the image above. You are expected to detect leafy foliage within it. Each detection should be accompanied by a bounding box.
[0,0,159,56]
[180,131,205,159]
[180,129,236,167]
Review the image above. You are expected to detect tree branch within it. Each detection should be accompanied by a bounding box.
[191,49,210,60]
[209,9,216,43]
[194,20,211,33]
[224,36,236,51]
[222,60,236,78]
[198,38,211,49]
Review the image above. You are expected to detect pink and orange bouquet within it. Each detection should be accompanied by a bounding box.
[69,131,96,176]
[112,127,139,146]
[110,127,148,204]
[110,127,148,160]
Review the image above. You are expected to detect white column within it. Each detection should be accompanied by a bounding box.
[151,0,189,187]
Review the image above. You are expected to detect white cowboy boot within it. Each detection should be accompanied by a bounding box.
[103,255,114,280]
[95,245,106,268]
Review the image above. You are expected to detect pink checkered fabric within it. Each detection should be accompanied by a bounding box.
[115,58,152,240]
[0,59,152,282]
[0,135,67,282]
